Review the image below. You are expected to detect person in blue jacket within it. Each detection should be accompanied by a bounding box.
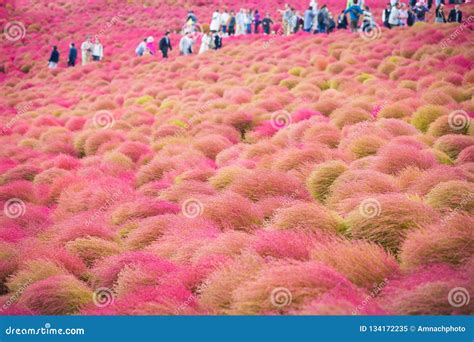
[48,46,59,69]
[344,0,364,32]
[67,43,77,67]
[303,6,315,32]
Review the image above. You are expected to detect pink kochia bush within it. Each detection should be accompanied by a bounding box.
[1,0,473,316]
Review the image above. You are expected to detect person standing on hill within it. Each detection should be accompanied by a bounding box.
[262,13,273,34]
[220,9,230,34]
[344,0,364,32]
[435,3,447,22]
[213,31,222,49]
[337,9,349,29]
[92,38,104,61]
[67,43,77,67]
[388,3,401,28]
[413,1,429,22]
[210,9,221,32]
[186,10,197,24]
[135,38,147,56]
[253,10,261,33]
[228,10,236,35]
[145,36,156,55]
[346,0,364,8]
[179,32,194,55]
[48,46,59,69]
[398,3,409,26]
[81,36,93,66]
[245,9,252,34]
[236,8,245,35]
[448,5,463,22]
[304,6,315,32]
[362,6,375,31]
[278,4,292,36]
[317,5,330,33]
[159,31,172,58]
[199,32,212,54]
[382,3,392,27]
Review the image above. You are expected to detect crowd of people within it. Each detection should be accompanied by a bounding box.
[47,36,104,68]
[48,0,468,67]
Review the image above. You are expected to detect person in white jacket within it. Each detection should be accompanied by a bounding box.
[388,3,400,28]
[92,37,103,61]
[220,9,230,34]
[199,32,212,54]
[210,10,221,32]
[179,32,195,55]
[81,36,93,66]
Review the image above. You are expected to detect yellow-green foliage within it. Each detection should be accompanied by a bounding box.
[411,105,448,132]
[306,161,348,203]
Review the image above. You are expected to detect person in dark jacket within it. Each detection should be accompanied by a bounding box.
[262,13,274,34]
[228,11,236,35]
[382,3,392,28]
[435,3,447,22]
[67,43,77,67]
[448,5,463,23]
[159,31,172,58]
[213,32,222,50]
[337,9,348,29]
[48,46,59,69]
